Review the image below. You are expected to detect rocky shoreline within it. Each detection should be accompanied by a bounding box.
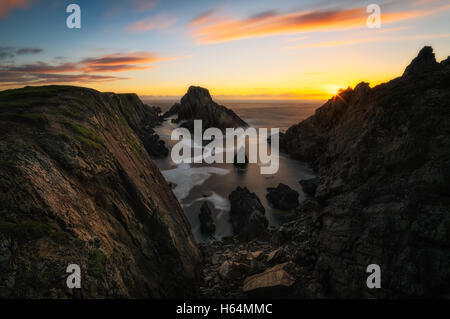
[196,46,450,298]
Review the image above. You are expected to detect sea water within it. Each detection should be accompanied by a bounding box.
[149,100,322,242]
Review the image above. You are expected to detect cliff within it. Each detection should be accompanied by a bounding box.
[164,86,247,131]
[0,85,200,298]
[279,47,450,297]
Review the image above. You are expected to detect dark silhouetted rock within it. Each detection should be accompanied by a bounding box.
[280,46,450,298]
[403,46,439,78]
[141,133,169,157]
[164,86,247,131]
[266,183,299,210]
[233,153,248,169]
[199,202,216,236]
[299,177,319,196]
[228,187,268,239]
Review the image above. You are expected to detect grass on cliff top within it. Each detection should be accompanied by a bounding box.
[64,121,105,149]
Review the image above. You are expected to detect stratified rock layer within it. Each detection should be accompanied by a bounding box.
[0,85,200,298]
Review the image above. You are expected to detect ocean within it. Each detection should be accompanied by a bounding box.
[145,100,323,242]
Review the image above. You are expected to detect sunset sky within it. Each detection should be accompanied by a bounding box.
[1,0,450,100]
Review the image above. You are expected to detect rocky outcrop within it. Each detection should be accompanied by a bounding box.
[199,202,215,236]
[0,85,200,298]
[266,183,299,210]
[243,262,297,296]
[141,132,169,158]
[403,46,439,78]
[280,47,450,298]
[164,86,247,131]
[228,187,268,239]
[299,178,319,197]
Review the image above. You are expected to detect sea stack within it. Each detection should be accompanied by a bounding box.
[164,86,247,131]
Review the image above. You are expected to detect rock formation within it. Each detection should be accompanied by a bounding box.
[228,187,268,239]
[199,202,216,236]
[0,85,200,298]
[199,46,450,299]
[266,183,299,210]
[164,86,247,131]
[299,178,319,197]
[279,46,450,297]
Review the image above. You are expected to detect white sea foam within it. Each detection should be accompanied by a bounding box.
[161,163,230,201]
[194,191,230,212]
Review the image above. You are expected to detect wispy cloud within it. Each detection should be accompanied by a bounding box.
[0,51,174,86]
[0,72,125,86]
[133,0,158,12]
[189,3,449,44]
[0,0,32,18]
[0,46,42,60]
[189,7,222,27]
[104,0,157,18]
[125,14,176,32]
[285,33,450,49]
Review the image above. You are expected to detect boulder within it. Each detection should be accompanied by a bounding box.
[218,261,249,280]
[199,202,216,236]
[228,187,268,239]
[266,183,299,210]
[243,262,296,295]
[266,248,286,264]
[141,133,169,157]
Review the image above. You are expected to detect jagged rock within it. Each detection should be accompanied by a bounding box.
[243,262,296,295]
[251,250,264,260]
[141,133,169,157]
[0,85,200,298]
[218,261,249,280]
[403,46,439,78]
[280,46,450,298]
[266,183,299,210]
[228,187,268,239]
[233,153,249,169]
[199,202,216,236]
[266,248,287,264]
[299,177,319,196]
[163,86,247,131]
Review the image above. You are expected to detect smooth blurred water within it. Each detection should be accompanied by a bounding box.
[150,101,322,243]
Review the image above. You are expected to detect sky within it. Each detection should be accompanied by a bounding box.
[0,0,449,100]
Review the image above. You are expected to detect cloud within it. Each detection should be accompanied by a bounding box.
[125,14,176,32]
[16,47,42,55]
[0,46,42,60]
[0,0,32,18]
[0,51,173,86]
[133,0,158,12]
[189,3,449,44]
[0,72,125,86]
[189,8,222,26]
[104,0,157,18]
[81,52,173,72]
[285,33,450,49]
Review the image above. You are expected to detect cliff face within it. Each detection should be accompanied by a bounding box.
[0,85,200,298]
[282,47,450,297]
[164,86,247,131]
